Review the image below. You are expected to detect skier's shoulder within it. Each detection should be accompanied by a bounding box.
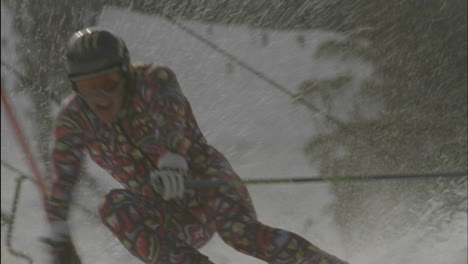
[54,94,87,129]
[133,63,184,102]
[133,63,178,83]
[57,94,79,116]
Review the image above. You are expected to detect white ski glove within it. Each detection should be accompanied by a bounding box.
[150,152,189,200]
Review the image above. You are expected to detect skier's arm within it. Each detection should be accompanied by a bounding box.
[146,65,192,156]
[146,65,223,169]
[182,97,219,169]
[46,111,85,240]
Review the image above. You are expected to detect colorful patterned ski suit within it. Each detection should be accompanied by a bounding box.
[46,64,348,264]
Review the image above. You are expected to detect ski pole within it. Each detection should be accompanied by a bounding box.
[1,84,48,211]
[186,171,467,188]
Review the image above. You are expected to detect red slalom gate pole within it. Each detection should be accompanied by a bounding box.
[1,84,48,211]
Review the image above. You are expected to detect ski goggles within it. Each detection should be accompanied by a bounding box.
[74,75,125,100]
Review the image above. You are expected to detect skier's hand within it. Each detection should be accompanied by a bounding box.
[40,237,82,264]
[151,152,189,200]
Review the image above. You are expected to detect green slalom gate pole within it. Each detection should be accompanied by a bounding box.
[187,171,467,188]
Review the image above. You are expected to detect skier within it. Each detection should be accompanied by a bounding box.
[44,27,349,264]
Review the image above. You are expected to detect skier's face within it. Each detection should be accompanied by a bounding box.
[75,72,126,123]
